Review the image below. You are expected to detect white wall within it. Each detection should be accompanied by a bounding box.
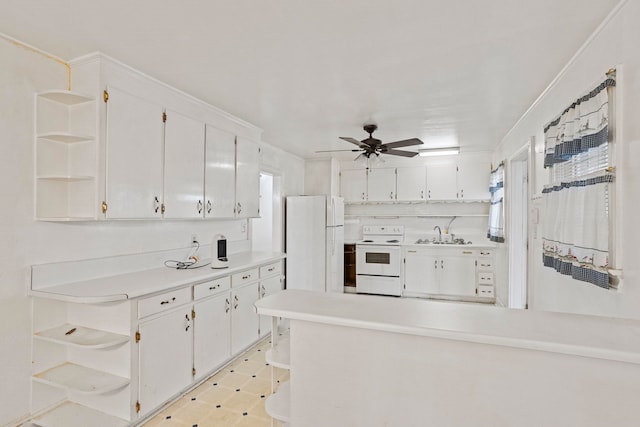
[493,0,640,319]
[0,36,304,425]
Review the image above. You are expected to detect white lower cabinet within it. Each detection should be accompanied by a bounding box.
[231,280,260,355]
[30,257,284,425]
[138,305,194,416]
[193,291,231,380]
[404,248,481,298]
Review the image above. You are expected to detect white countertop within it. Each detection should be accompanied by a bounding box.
[402,242,497,249]
[30,251,285,303]
[255,290,640,365]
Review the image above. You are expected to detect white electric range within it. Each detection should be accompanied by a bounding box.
[356,226,404,296]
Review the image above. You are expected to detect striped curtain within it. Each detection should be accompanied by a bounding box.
[487,162,505,243]
[542,74,615,289]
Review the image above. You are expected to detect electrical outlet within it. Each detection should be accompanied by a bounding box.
[191,234,198,244]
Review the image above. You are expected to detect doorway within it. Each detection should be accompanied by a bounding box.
[508,144,530,309]
[251,171,283,252]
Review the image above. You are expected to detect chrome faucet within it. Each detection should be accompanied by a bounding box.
[434,226,442,242]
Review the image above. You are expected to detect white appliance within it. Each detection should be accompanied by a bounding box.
[286,195,344,293]
[356,225,404,296]
[211,234,229,269]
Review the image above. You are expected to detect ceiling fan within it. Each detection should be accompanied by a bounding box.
[316,124,423,160]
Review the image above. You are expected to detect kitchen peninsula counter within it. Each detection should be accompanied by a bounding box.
[256,290,640,427]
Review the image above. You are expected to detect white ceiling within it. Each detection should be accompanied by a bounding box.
[1,0,620,159]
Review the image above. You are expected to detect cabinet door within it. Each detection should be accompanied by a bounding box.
[193,292,231,380]
[230,283,259,354]
[404,250,439,295]
[425,161,457,201]
[105,86,164,218]
[163,110,205,218]
[138,307,193,415]
[235,137,260,218]
[367,168,397,202]
[204,125,236,218]
[259,276,283,336]
[439,253,477,297]
[340,169,367,202]
[457,159,491,200]
[396,167,426,201]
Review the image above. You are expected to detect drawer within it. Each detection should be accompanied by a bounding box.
[138,287,191,319]
[479,250,494,257]
[260,261,282,278]
[477,260,494,270]
[231,267,259,287]
[194,276,231,300]
[478,272,494,285]
[477,284,495,297]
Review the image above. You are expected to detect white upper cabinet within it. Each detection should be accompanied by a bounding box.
[105,86,164,218]
[340,169,367,203]
[235,137,261,218]
[35,54,263,221]
[163,110,205,219]
[425,161,458,201]
[396,166,426,201]
[205,125,236,218]
[456,159,491,201]
[367,168,396,202]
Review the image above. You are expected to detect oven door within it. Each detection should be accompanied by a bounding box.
[356,245,401,277]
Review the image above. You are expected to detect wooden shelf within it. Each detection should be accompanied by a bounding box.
[33,362,130,395]
[38,90,94,105]
[265,380,290,422]
[266,337,290,369]
[33,401,128,427]
[37,132,94,143]
[35,324,129,349]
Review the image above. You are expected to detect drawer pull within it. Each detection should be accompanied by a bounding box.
[242,274,251,280]
[209,284,220,290]
[160,297,176,305]
[268,267,275,272]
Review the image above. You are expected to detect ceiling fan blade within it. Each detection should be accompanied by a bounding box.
[384,148,419,158]
[315,149,361,153]
[339,137,365,147]
[382,138,424,149]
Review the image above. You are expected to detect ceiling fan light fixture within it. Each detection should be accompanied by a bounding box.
[418,147,460,157]
[369,153,385,166]
[354,152,368,165]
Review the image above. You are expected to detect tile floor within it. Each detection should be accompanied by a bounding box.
[142,336,288,427]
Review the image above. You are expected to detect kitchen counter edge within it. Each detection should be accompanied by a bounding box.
[29,251,286,303]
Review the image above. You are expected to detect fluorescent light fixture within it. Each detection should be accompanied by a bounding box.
[418,147,460,157]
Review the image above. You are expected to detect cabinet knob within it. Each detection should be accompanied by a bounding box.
[361,192,365,200]
[197,200,203,214]
[428,190,431,199]
[185,314,191,332]
[421,190,424,199]
[225,298,230,313]
[237,202,242,214]
[153,196,160,213]
[206,200,212,214]
[390,192,393,199]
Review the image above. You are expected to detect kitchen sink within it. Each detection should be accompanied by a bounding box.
[414,238,473,245]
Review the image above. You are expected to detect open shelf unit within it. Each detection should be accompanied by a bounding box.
[31,297,134,426]
[265,336,290,369]
[33,401,128,427]
[265,380,290,423]
[35,90,98,221]
[35,323,129,349]
[33,362,130,394]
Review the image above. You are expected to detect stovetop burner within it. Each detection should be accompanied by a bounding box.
[357,226,405,246]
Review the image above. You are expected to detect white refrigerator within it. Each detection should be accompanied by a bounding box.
[285,195,344,293]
